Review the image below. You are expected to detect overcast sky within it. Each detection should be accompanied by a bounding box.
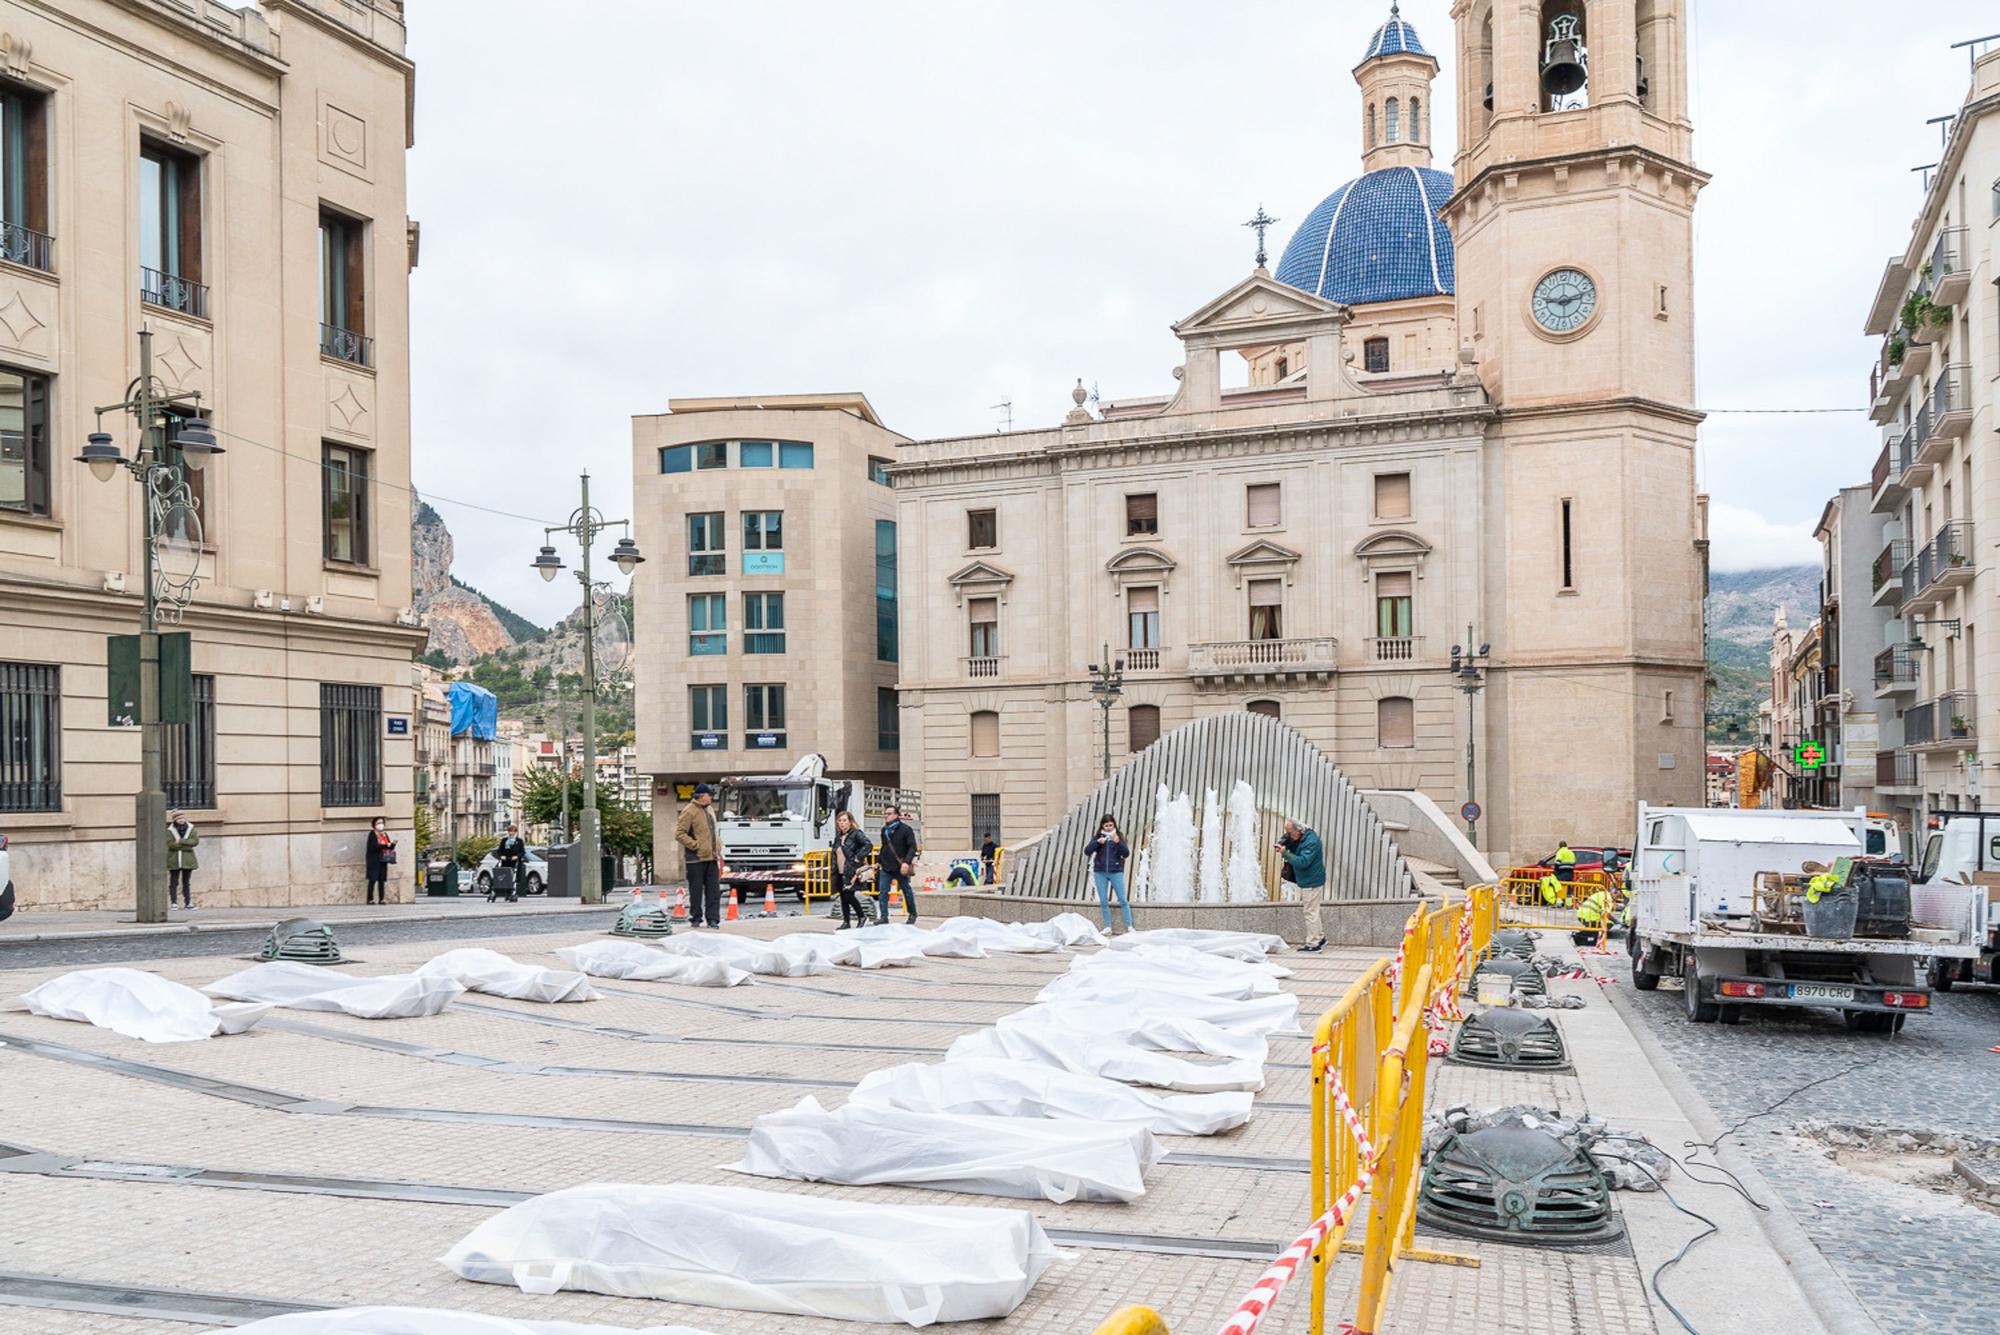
[405,1,1999,625]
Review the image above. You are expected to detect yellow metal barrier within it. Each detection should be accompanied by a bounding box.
[1497,868,1613,930]
[1089,1306,1170,1335]
[1307,957,1396,1333]
[801,850,832,903]
[1353,962,1437,1334]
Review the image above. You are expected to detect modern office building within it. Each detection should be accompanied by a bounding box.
[0,0,421,909]
[630,394,904,874]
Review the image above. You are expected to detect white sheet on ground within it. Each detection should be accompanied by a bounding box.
[993,1001,1269,1062]
[1018,913,1108,947]
[932,916,1063,954]
[227,1309,721,1334]
[555,941,751,987]
[947,1022,1264,1093]
[649,932,833,977]
[847,922,986,958]
[7,968,266,1044]
[440,1182,1060,1328]
[416,949,597,1003]
[1035,979,1301,1035]
[767,931,927,970]
[1056,953,1283,999]
[727,1095,1161,1203]
[849,1057,1253,1136]
[202,961,462,1019]
[1082,940,1293,982]
[1105,927,1289,960]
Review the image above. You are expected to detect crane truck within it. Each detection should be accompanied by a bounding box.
[714,754,919,897]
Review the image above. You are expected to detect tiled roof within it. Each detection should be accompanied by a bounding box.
[1272,166,1456,307]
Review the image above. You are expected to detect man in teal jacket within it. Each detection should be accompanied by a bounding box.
[1279,818,1328,952]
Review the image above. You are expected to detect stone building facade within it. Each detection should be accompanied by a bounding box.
[0,0,421,909]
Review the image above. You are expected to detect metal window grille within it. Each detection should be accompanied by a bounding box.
[164,673,215,809]
[0,661,60,812]
[319,683,382,806]
[970,793,1002,844]
[1364,337,1390,373]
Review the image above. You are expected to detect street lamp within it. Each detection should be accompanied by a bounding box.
[1449,629,1490,843]
[76,329,223,923]
[530,471,641,904]
[1088,645,1125,781]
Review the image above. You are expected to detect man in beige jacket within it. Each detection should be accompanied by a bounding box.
[674,783,722,928]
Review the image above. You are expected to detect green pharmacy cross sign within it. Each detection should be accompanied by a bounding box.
[1793,741,1827,771]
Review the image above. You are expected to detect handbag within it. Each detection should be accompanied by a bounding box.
[381,847,398,865]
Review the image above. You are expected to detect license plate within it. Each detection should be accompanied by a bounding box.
[1792,983,1855,1002]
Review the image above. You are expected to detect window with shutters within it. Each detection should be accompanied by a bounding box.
[1128,704,1161,752]
[1374,472,1411,520]
[968,598,1000,659]
[1246,483,1282,529]
[1377,696,1415,749]
[968,508,997,550]
[1376,571,1413,638]
[1364,337,1390,373]
[970,710,1000,757]
[1125,492,1158,536]
[1127,586,1160,649]
[1248,579,1283,640]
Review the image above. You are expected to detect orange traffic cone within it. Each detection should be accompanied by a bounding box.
[725,888,740,922]
[762,886,777,918]
[672,886,688,921]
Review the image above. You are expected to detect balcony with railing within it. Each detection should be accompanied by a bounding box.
[141,266,208,319]
[1931,364,1973,440]
[452,758,497,778]
[1931,225,1971,304]
[1188,635,1338,684]
[0,221,53,274]
[1871,539,1907,607]
[1870,433,1910,513]
[1907,520,1975,608]
[320,322,374,368]
[1367,636,1421,662]
[1873,645,1918,694]
[1907,400,1943,473]
[1875,749,1919,791]
[965,656,1002,679]
[1905,691,1976,750]
[1123,647,1161,671]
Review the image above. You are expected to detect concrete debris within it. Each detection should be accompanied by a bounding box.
[1518,993,1588,1009]
[1426,1103,1671,1191]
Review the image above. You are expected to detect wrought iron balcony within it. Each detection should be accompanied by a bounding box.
[1368,636,1421,662]
[1870,540,1907,607]
[1905,691,1975,750]
[1188,635,1337,684]
[141,266,208,318]
[320,322,373,367]
[1870,434,1909,513]
[1931,225,1970,304]
[1873,645,1917,693]
[1875,749,1918,790]
[452,758,497,777]
[0,221,53,274]
[1910,520,1974,604]
[1910,400,1945,471]
[1931,364,1972,440]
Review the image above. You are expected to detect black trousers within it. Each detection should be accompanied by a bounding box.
[837,877,871,926]
[168,868,192,906]
[688,859,722,926]
[365,874,388,905]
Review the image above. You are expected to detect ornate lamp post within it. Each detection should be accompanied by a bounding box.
[76,329,222,923]
[531,471,641,903]
[1450,630,1490,843]
[1088,645,1125,781]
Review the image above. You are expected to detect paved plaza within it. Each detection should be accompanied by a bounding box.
[0,915,1821,1334]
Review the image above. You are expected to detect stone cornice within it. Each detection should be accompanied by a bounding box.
[1444,143,1711,219]
[1494,395,1704,428]
[0,574,429,650]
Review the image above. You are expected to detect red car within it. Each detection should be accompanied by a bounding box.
[1524,846,1631,882]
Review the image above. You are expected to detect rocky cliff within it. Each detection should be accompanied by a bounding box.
[411,495,531,664]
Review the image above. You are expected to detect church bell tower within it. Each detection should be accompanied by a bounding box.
[1443,0,1708,853]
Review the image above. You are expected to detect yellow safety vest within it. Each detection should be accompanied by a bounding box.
[1555,846,1578,867]
[1540,874,1563,905]
[1577,891,1609,926]
[1805,872,1839,904]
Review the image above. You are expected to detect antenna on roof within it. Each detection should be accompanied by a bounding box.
[1913,161,1940,189]
[1948,32,2000,73]
[990,399,1013,433]
[1925,113,1956,149]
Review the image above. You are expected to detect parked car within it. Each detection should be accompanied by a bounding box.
[474,845,549,895]
[0,831,14,922]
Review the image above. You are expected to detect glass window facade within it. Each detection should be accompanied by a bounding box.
[687,512,725,576]
[743,511,784,574]
[323,443,370,564]
[744,592,785,654]
[868,456,893,486]
[875,520,898,663]
[778,441,814,469]
[745,684,786,747]
[878,687,899,752]
[739,440,773,467]
[689,593,726,655]
[690,684,727,749]
[0,365,51,517]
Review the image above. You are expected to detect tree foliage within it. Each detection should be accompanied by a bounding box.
[453,832,500,869]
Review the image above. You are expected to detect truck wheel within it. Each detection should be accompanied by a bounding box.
[1630,937,1660,991]
[1842,1010,1896,1035]
[1682,955,1719,1023]
[1717,1005,1742,1025]
[1926,957,1956,992]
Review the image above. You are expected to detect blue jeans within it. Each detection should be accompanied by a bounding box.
[877,865,914,922]
[1092,870,1132,931]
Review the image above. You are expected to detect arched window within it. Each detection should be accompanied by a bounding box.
[1128,705,1161,753]
[1247,699,1282,720]
[1366,103,1377,148]
[1377,696,1414,749]
[1384,97,1400,143]
[1409,96,1421,142]
[970,710,999,758]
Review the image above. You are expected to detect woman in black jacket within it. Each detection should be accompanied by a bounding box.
[831,811,876,930]
[364,817,396,905]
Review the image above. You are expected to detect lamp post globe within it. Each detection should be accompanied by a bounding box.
[77,431,125,483]
[169,416,223,470]
[609,536,644,576]
[532,545,564,582]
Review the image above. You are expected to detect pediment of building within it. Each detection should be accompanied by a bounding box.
[1353,529,1433,560]
[1172,273,1347,345]
[1105,546,1178,575]
[947,560,1016,588]
[1225,539,1303,568]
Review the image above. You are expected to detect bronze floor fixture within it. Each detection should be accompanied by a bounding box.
[1447,1007,1571,1072]
[1415,1126,1623,1246]
[257,918,343,963]
[1471,955,1547,997]
[610,901,677,938]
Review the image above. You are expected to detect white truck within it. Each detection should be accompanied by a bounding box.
[1915,810,2000,990]
[1628,804,1986,1033]
[715,754,919,897]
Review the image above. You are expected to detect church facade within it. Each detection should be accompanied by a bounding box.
[887,1,1709,862]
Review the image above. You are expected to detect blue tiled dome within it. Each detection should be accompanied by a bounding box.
[1356,7,1431,70]
[1272,166,1456,308]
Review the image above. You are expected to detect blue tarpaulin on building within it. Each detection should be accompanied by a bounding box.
[448,681,498,740]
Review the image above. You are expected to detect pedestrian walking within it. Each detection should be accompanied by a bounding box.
[364,817,396,905]
[1083,814,1133,934]
[1278,818,1327,951]
[876,805,919,924]
[831,811,876,930]
[980,832,997,885]
[491,823,528,903]
[166,812,199,910]
[675,784,723,928]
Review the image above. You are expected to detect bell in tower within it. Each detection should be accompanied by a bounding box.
[1539,11,1588,99]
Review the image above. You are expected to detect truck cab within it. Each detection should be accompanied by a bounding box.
[1915,810,2000,988]
[713,754,919,895]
